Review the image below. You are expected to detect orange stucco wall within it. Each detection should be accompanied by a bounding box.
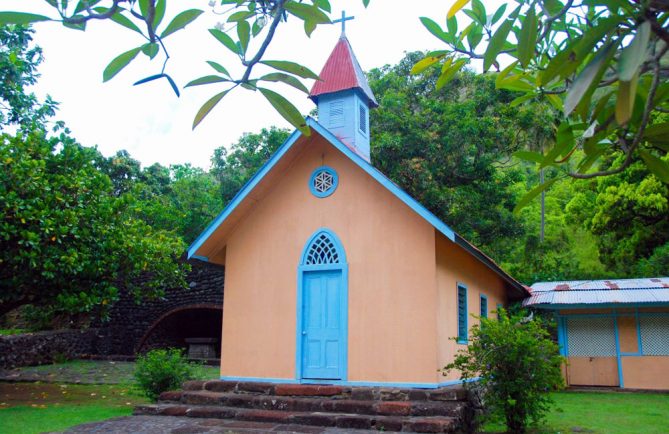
[435,235,508,382]
[220,135,439,383]
[560,308,669,390]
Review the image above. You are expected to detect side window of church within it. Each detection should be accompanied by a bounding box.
[329,100,344,127]
[457,284,468,343]
[359,103,367,134]
[480,295,488,319]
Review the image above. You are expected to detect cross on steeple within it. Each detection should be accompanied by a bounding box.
[332,10,354,34]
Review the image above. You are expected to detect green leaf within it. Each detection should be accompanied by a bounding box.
[539,16,621,86]
[420,17,451,44]
[446,16,458,35]
[362,0,370,7]
[260,60,319,79]
[152,0,166,29]
[314,0,331,13]
[161,9,203,39]
[509,93,535,107]
[514,178,559,213]
[448,0,471,18]
[0,12,52,25]
[259,87,309,135]
[193,90,230,129]
[92,7,143,35]
[284,2,330,24]
[640,150,669,183]
[411,54,446,75]
[206,61,230,77]
[436,59,466,89]
[259,73,309,93]
[141,43,159,59]
[209,29,239,55]
[618,21,651,82]
[513,150,545,164]
[644,122,669,145]
[227,10,254,22]
[564,42,614,115]
[490,3,507,25]
[184,75,229,87]
[615,74,638,125]
[483,6,520,72]
[517,7,537,67]
[237,19,250,55]
[138,0,150,18]
[103,47,141,82]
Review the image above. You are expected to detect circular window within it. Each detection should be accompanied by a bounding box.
[309,166,338,198]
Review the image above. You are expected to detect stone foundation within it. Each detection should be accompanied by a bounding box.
[0,328,99,369]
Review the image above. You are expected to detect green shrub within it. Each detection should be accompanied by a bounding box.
[443,308,564,433]
[134,348,194,401]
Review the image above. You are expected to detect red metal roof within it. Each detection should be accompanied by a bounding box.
[309,35,378,107]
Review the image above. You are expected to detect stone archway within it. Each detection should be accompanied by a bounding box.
[136,304,222,359]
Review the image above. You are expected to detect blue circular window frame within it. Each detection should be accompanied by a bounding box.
[309,166,339,198]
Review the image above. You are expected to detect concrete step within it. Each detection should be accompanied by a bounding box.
[134,403,459,433]
[163,390,465,418]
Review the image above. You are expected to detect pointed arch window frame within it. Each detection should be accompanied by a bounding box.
[296,228,349,382]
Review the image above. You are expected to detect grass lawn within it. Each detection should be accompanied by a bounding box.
[0,382,147,434]
[0,328,27,336]
[482,390,669,433]
[0,360,220,433]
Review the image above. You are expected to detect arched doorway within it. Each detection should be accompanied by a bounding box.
[137,304,222,360]
[296,229,348,381]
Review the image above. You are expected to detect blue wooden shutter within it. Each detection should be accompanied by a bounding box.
[480,295,488,319]
[457,284,467,343]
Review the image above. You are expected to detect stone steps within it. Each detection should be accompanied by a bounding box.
[134,380,471,433]
[134,403,458,432]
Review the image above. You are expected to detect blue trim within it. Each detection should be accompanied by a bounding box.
[307,119,456,242]
[480,294,488,319]
[635,308,644,355]
[219,376,480,389]
[612,314,624,388]
[457,283,468,344]
[296,228,348,382]
[309,166,339,198]
[554,312,669,318]
[187,128,302,259]
[190,255,209,262]
[556,315,567,357]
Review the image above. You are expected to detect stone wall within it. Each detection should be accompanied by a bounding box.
[0,329,99,369]
[94,259,225,356]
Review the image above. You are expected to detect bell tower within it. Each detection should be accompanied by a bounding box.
[309,12,378,162]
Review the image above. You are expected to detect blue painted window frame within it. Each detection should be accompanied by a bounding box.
[457,283,468,344]
[480,294,488,319]
[309,166,339,198]
[296,228,348,382]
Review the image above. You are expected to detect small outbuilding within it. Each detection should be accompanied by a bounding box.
[187,33,528,388]
[524,278,669,390]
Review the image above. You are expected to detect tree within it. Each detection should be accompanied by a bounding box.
[443,309,564,433]
[368,52,552,252]
[0,1,370,134]
[0,25,57,129]
[0,24,187,319]
[565,155,669,276]
[211,126,290,204]
[415,0,669,201]
[0,129,188,318]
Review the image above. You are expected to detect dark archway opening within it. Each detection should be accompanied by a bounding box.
[138,306,222,361]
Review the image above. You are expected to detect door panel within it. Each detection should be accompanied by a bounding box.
[302,270,344,379]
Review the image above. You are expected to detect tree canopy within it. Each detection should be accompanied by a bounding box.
[0,25,187,318]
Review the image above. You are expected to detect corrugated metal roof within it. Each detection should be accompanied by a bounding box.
[309,35,378,106]
[531,278,669,292]
[524,278,669,307]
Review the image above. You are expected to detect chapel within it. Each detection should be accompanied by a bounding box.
[187,29,529,388]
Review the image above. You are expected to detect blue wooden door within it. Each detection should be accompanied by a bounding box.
[301,270,345,380]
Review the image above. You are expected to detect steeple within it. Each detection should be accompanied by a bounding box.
[309,26,377,162]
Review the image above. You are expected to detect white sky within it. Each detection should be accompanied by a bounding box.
[10,0,505,169]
